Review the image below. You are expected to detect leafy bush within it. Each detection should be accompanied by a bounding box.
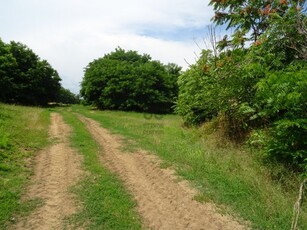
[175,50,218,124]
[176,48,265,137]
[255,62,307,170]
[80,47,181,113]
[56,87,80,104]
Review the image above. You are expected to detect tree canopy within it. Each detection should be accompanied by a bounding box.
[57,87,80,104]
[210,0,306,43]
[0,39,62,106]
[80,47,181,113]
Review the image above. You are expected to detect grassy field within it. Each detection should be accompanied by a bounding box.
[58,108,142,229]
[0,103,50,228]
[1,103,306,229]
[71,105,307,230]
[1,104,142,229]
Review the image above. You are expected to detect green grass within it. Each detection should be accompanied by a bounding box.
[0,103,50,229]
[58,109,142,229]
[70,105,307,230]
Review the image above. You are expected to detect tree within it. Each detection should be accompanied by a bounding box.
[57,87,80,104]
[209,0,306,43]
[176,50,219,124]
[259,6,307,62]
[81,47,180,113]
[0,39,61,106]
[164,63,182,101]
[0,39,17,102]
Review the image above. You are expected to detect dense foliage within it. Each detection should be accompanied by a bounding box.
[80,48,181,113]
[176,1,307,171]
[0,39,61,106]
[209,0,306,43]
[57,87,80,104]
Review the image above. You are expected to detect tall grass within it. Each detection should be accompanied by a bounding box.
[71,105,307,230]
[0,104,50,228]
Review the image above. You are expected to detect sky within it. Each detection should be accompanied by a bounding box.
[1,0,215,94]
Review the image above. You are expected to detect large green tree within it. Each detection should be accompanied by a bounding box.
[57,87,80,104]
[0,39,61,106]
[81,47,181,113]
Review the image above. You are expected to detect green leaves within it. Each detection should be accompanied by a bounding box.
[57,87,79,104]
[81,47,181,113]
[0,39,61,106]
[178,0,307,170]
[256,61,307,119]
[266,118,307,169]
[176,47,264,129]
[253,62,307,170]
[210,0,306,45]
[175,50,220,124]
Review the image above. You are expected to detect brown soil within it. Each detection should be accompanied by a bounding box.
[78,115,249,230]
[15,113,83,230]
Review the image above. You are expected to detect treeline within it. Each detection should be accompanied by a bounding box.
[176,1,307,171]
[81,47,181,113]
[0,39,78,106]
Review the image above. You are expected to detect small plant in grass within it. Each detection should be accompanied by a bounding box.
[0,132,10,150]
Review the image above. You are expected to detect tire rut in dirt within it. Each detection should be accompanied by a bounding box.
[14,113,83,230]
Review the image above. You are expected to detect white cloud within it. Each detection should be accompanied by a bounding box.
[1,0,214,94]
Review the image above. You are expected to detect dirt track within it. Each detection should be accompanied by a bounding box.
[13,112,248,230]
[79,115,248,230]
[15,113,83,230]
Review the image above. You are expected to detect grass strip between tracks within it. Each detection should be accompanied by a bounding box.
[60,109,142,229]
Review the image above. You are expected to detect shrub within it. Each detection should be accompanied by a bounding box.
[255,61,307,170]
[80,47,181,113]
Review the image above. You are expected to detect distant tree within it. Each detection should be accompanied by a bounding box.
[81,47,181,113]
[0,39,61,106]
[0,39,19,102]
[164,63,182,101]
[57,87,80,104]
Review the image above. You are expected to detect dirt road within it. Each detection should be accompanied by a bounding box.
[15,113,83,230]
[14,112,247,230]
[79,115,248,230]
